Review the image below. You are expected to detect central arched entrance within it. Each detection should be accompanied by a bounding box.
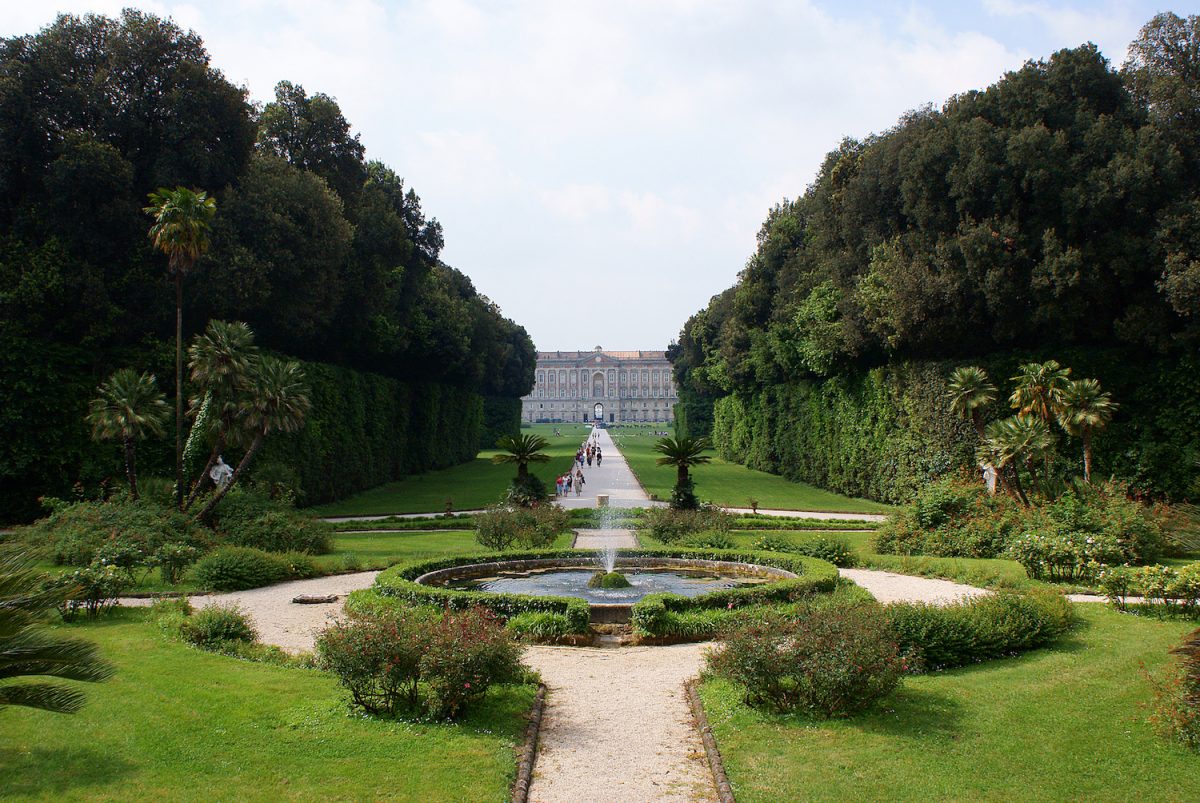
[593,402,604,421]
[592,372,604,398]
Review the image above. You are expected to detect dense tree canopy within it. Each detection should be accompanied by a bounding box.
[0,9,535,394]
[673,17,1200,402]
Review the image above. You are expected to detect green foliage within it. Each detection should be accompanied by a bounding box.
[211,489,333,554]
[708,604,906,717]
[0,546,115,713]
[681,532,735,550]
[1006,530,1120,583]
[21,497,211,566]
[587,571,632,589]
[181,604,258,648]
[190,546,316,591]
[473,504,569,551]
[151,543,200,585]
[43,563,134,620]
[884,591,1075,670]
[751,534,856,567]
[1149,627,1200,751]
[504,610,576,640]
[317,606,523,720]
[1102,563,1200,614]
[639,506,734,544]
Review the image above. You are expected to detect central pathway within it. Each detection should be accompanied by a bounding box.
[555,427,651,509]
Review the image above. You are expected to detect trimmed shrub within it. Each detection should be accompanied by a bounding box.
[474,504,570,551]
[640,506,733,544]
[1006,530,1122,583]
[753,534,856,567]
[505,610,576,640]
[317,606,523,719]
[190,546,316,591]
[708,604,907,717]
[1149,627,1200,751]
[211,489,333,554]
[182,604,258,648]
[152,542,200,585]
[682,532,734,550]
[884,590,1074,670]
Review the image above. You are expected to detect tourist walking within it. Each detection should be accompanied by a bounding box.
[556,475,564,496]
[575,468,585,496]
[596,449,602,466]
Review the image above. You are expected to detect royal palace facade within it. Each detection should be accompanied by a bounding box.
[521,347,677,423]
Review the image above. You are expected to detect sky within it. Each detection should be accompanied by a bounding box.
[0,1,1184,351]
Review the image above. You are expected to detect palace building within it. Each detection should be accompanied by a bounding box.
[522,347,677,424]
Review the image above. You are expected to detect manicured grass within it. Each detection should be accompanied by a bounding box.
[608,431,891,514]
[312,424,594,516]
[701,604,1200,801]
[0,609,535,801]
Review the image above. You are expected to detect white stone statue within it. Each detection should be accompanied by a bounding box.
[210,456,234,489]
[981,463,998,495]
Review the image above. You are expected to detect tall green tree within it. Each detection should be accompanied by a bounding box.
[1057,378,1119,482]
[198,356,310,519]
[85,368,170,500]
[144,186,217,509]
[0,546,114,713]
[984,415,1054,504]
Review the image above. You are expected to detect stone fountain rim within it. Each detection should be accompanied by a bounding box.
[414,556,799,587]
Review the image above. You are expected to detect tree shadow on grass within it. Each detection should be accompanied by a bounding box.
[840,684,965,741]
[0,746,136,797]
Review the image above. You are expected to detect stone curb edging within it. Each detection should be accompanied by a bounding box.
[510,682,548,803]
[686,678,735,803]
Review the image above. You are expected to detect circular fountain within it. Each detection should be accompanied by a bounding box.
[414,547,798,624]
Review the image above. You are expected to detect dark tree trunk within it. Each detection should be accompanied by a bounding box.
[199,432,263,521]
[174,272,184,511]
[123,436,138,501]
[1007,464,1030,507]
[677,466,688,487]
[1082,428,1093,483]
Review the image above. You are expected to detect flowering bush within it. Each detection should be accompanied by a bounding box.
[151,542,201,585]
[707,604,907,717]
[1102,562,1200,613]
[1006,530,1122,583]
[640,506,733,544]
[43,562,133,620]
[317,606,523,719]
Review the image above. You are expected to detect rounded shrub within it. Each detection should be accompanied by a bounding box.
[708,604,907,717]
[682,532,734,550]
[212,489,332,554]
[182,604,258,647]
[191,547,287,591]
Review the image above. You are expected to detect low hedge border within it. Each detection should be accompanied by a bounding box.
[365,548,840,636]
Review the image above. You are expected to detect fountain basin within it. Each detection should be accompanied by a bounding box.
[415,557,798,624]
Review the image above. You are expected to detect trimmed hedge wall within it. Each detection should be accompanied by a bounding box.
[711,348,1200,504]
[479,395,521,450]
[0,333,514,520]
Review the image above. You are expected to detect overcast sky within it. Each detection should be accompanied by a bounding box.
[0,1,1176,351]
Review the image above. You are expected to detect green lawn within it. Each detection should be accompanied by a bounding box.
[701,604,1200,802]
[0,609,535,801]
[608,431,891,514]
[312,424,593,516]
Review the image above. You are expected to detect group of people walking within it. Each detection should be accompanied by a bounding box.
[555,429,605,498]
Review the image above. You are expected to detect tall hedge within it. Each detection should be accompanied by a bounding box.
[479,396,521,450]
[0,334,494,519]
[711,349,1200,504]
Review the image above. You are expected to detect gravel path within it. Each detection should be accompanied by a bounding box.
[523,643,716,803]
[839,568,989,605]
[572,528,639,549]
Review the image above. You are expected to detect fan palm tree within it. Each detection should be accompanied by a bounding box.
[0,546,115,713]
[984,415,1054,504]
[1009,360,1071,424]
[198,357,310,519]
[653,436,713,488]
[144,186,217,510]
[85,369,170,501]
[1056,378,1118,482]
[947,365,997,440]
[183,321,259,509]
[491,434,552,481]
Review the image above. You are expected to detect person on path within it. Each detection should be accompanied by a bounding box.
[566,474,573,494]
[587,452,593,467]
[575,468,585,495]
[596,449,602,466]
[555,475,563,497]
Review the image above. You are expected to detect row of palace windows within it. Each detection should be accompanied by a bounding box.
[534,387,675,399]
[534,368,672,386]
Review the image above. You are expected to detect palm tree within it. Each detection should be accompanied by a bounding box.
[1009,360,1071,424]
[653,435,713,489]
[198,357,310,520]
[85,369,170,501]
[0,546,115,713]
[183,321,259,509]
[491,434,552,481]
[984,415,1054,504]
[947,366,997,440]
[144,186,217,510]
[1056,378,1118,482]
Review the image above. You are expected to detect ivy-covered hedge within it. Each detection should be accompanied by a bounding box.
[711,348,1200,504]
[364,548,840,637]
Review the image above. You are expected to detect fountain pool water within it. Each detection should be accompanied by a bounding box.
[442,566,770,604]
